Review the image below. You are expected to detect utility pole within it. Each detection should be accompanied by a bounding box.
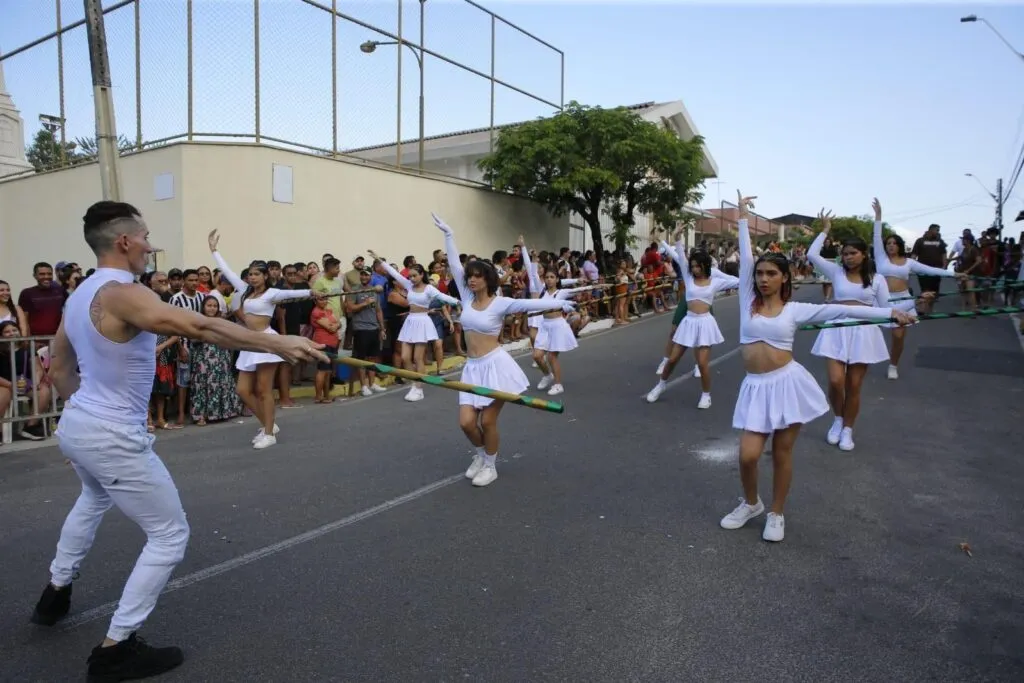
[996,177,1004,235]
[83,0,123,201]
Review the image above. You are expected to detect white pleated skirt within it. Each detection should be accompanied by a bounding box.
[236,327,283,372]
[732,361,829,434]
[810,323,889,364]
[885,296,917,329]
[671,311,725,348]
[398,312,439,344]
[459,347,530,408]
[535,317,578,353]
[528,314,542,330]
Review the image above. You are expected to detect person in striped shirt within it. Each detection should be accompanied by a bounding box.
[168,270,204,427]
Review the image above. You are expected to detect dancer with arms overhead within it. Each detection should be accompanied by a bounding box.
[720,192,913,542]
[433,213,576,487]
[31,202,325,681]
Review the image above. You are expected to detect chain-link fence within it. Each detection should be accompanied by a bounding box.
[0,0,564,182]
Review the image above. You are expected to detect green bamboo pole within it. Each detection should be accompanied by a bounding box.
[890,281,1024,302]
[798,306,1022,331]
[327,354,565,414]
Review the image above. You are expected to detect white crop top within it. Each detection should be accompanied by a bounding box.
[808,232,891,306]
[660,240,740,305]
[443,231,574,336]
[378,261,459,310]
[872,220,953,283]
[736,220,896,352]
[213,251,312,316]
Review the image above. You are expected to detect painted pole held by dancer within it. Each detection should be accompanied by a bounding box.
[327,354,566,414]
[798,306,1022,331]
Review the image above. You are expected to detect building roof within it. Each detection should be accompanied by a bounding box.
[344,100,719,177]
[771,213,816,226]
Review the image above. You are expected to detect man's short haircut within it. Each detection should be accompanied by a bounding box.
[83,201,143,254]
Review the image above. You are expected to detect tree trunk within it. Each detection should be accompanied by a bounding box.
[585,214,606,275]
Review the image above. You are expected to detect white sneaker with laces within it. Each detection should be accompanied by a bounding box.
[838,427,855,451]
[371,383,386,393]
[361,386,372,397]
[826,417,843,445]
[697,393,711,409]
[887,365,899,380]
[547,384,564,396]
[693,364,701,378]
[252,433,277,450]
[646,381,666,403]
[655,359,667,375]
[762,512,785,542]
[252,424,280,443]
[720,497,765,530]
[465,455,485,480]
[537,374,554,391]
[472,465,498,487]
[404,386,424,402]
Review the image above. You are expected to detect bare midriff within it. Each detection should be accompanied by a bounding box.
[244,313,272,332]
[742,341,795,375]
[884,275,909,293]
[687,300,712,314]
[464,330,500,359]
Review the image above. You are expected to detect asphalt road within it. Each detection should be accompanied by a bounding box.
[1,284,1022,683]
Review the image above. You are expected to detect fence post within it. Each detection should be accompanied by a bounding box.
[331,0,337,157]
[254,0,261,144]
[187,0,193,140]
[134,0,142,149]
[489,15,495,156]
[395,0,403,168]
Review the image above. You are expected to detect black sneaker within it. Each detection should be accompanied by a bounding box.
[20,423,45,441]
[30,583,72,626]
[86,633,184,683]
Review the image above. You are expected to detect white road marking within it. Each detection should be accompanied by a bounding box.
[60,472,466,631]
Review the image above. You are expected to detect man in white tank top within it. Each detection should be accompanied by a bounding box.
[29,201,328,681]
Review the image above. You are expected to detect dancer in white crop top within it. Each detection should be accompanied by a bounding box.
[531,268,604,396]
[718,192,914,543]
[807,213,893,452]
[519,237,577,347]
[646,231,740,408]
[871,198,963,380]
[433,213,576,488]
[33,203,326,681]
[210,232,321,449]
[369,251,459,403]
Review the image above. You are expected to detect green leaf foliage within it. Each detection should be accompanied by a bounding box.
[808,214,897,246]
[478,101,708,268]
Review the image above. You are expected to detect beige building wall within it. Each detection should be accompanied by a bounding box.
[0,143,565,293]
[0,146,185,292]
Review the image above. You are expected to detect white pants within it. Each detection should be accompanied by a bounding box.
[51,405,190,642]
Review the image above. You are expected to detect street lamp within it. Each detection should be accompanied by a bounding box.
[360,0,426,172]
[960,14,1024,64]
[965,172,996,200]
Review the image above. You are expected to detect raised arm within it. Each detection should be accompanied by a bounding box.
[807,228,840,279]
[207,230,249,293]
[710,267,740,291]
[432,213,470,304]
[374,258,414,292]
[737,194,756,317]
[519,237,544,294]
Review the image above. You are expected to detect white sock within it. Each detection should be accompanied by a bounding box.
[658,379,667,388]
[700,392,711,400]
[483,453,497,467]
[661,356,669,364]
[475,446,486,458]
[832,416,844,430]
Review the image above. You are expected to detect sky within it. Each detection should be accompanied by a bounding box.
[2,0,1024,246]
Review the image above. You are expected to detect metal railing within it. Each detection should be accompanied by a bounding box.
[2,335,61,443]
[0,0,564,181]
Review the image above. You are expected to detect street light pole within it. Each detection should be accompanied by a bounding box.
[966,172,1004,236]
[960,15,1024,64]
[83,0,123,201]
[360,0,426,172]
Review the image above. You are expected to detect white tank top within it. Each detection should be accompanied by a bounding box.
[64,268,156,425]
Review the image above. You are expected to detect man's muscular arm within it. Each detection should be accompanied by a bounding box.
[103,283,328,363]
[48,323,80,400]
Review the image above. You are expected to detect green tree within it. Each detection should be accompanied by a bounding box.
[478,101,708,270]
[25,128,79,171]
[808,214,896,246]
[74,134,136,158]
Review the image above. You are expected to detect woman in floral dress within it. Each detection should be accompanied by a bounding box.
[189,295,243,425]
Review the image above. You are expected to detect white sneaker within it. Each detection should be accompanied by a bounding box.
[762,512,785,542]
[252,424,280,443]
[361,386,372,397]
[838,427,855,451]
[887,365,899,380]
[720,497,765,529]
[465,455,485,480]
[252,433,277,450]
[697,393,712,409]
[404,386,423,402]
[537,374,554,391]
[472,465,498,487]
[371,383,386,393]
[655,358,667,375]
[531,360,538,368]
[826,417,843,445]
[646,381,666,403]
[693,364,701,378]
[547,383,564,396]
